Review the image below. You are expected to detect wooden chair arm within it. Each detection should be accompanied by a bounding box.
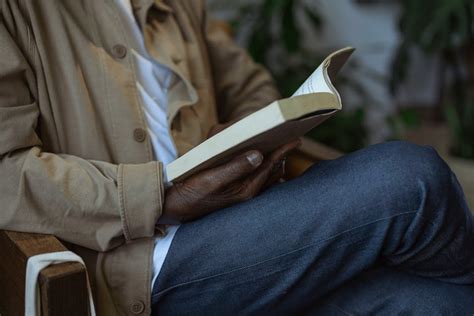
[0,230,89,316]
[286,137,344,179]
[298,137,344,161]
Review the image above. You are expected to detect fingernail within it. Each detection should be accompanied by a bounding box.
[247,152,263,167]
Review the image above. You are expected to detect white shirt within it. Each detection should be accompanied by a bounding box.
[115,0,180,290]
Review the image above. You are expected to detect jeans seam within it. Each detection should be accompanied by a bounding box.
[154,211,419,298]
[152,237,373,304]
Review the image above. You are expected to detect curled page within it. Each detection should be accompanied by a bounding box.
[292,62,332,97]
[292,47,355,98]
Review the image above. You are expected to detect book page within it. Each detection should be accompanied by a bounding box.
[292,62,332,97]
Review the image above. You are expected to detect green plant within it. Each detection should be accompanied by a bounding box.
[445,99,474,159]
[307,108,368,153]
[230,0,370,152]
[231,0,324,95]
[387,108,421,140]
[391,0,474,159]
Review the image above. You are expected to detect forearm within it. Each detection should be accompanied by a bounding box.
[0,146,164,252]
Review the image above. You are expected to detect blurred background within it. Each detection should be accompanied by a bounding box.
[208,0,474,209]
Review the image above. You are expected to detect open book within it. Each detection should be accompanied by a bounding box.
[166,47,355,182]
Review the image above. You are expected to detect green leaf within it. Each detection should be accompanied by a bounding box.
[307,108,368,153]
[247,27,270,64]
[281,0,300,53]
[390,42,410,94]
[262,0,287,18]
[401,109,420,128]
[445,104,462,139]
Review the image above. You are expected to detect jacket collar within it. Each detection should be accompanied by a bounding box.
[131,0,174,14]
[153,0,173,13]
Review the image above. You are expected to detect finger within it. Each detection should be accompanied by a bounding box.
[207,121,236,139]
[268,139,301,163]
[263,158,286,190]
[194,150,263,192]
[234,157,281,200]
[235,140,300,199]
[207,124,225,139]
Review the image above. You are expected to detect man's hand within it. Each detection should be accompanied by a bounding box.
[160,140,301,224]
[207,122,234,139]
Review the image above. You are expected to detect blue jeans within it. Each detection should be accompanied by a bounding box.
[151,141,474,315]
[308,267,474,315]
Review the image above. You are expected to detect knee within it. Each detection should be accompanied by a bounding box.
[369,141,454,206]
[302,140,455,210]
[305,140,452,194]
[376,141,450,184]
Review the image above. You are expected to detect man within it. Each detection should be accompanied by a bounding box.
[0,0,473,315]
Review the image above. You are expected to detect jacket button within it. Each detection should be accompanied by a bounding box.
[133,128,147,142]
[172,56,183,65]
[130,301,145,314]
[112,44,127,59]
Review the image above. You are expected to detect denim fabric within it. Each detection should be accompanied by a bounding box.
[151,141,474,315]
[308,267,474,315]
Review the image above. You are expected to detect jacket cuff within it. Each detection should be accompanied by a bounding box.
[117,161,164,242]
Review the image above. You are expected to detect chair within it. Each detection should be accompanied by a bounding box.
[0,137,342,315]
[0,230,90,315]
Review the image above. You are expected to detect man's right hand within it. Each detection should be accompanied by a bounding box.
[160,140,301,224]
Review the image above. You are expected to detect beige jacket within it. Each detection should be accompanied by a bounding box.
[0,0,279,314]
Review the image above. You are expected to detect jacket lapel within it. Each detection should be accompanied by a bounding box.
[142,8,198,126]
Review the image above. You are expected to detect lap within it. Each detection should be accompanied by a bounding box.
[152,141,474,315]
